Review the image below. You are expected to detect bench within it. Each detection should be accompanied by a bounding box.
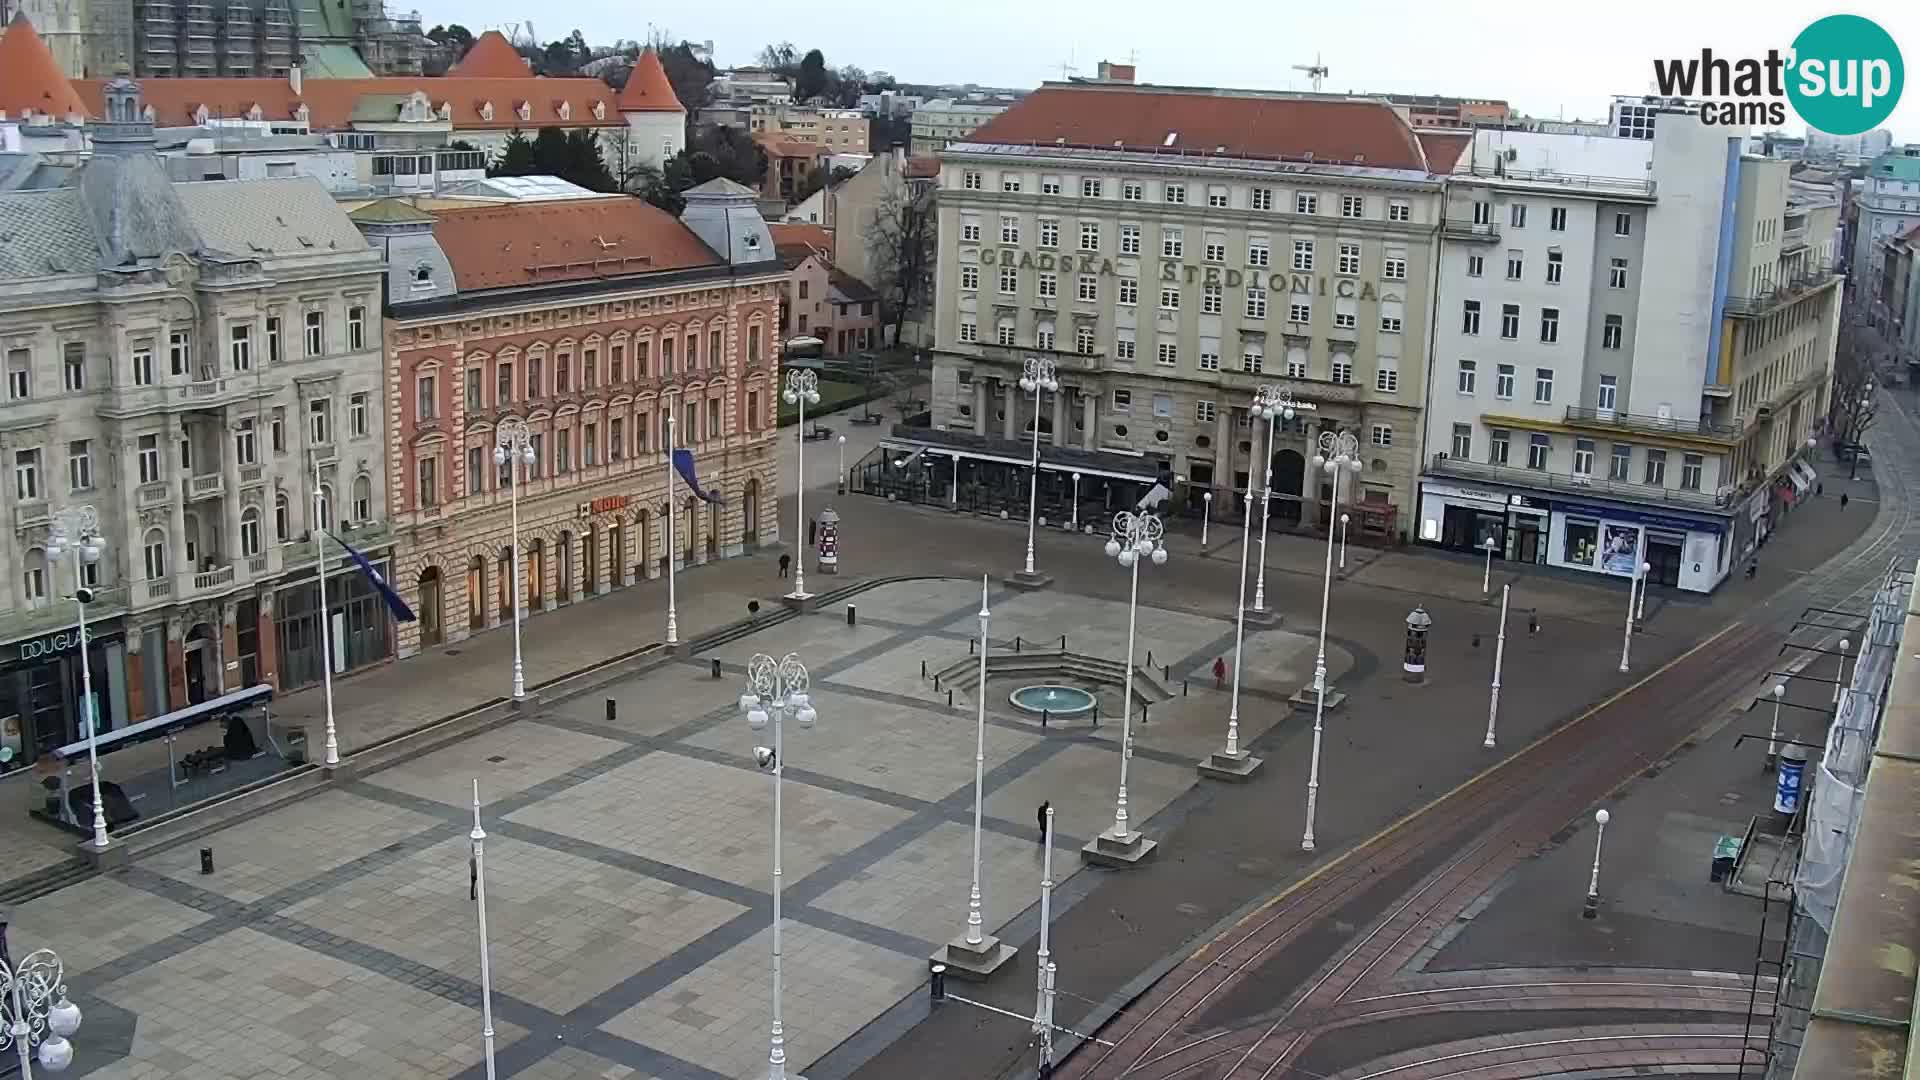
[803,426,835,442]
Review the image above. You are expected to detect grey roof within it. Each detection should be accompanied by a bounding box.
[684,177,758,198]
[0,189,100,276]
[174,176,369,257]
[78,149,203,266]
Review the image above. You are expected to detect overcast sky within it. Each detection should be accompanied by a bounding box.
[426,0,1920,143]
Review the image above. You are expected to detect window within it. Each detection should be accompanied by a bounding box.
[498,360,515,403]
[1245,288,1267,319]
[959,319,978,343]
[271,492,290,540]
[1509,202,1527,228]
[1549,206,1567,231]
[1457,359,1477,394]
[1370,424,1392,447]
[1076,325,1095,354]
[1534,367,1554,402]
[1644,448,1667,486]
[1451,423,1472,459]
[1079,221,1100,251]
[1681,453,1704,491]
[131,344,154,386]
[1376,363,1398,392]
[1545,251,1563,284]
[179,436,192,472]
[1120,224,1141,254]
[1334,308,1356,330]
[1597,375,1618,412]
[266,316,282,364]
[1041,176,1062,195]
[1152,393,1173,418]
[12,448,39,500]
[1077,275,1098,302]
[963,170,982,190]
[1473,201,1493,226]
[143,529,167,580]
[1001,173,1022,193]
[62,343,84,392]
[1163,182,1186,205]
[304,310,323,356]
[308,398,331,444]
[1241,346,1263,373]
[1331,357,1352,384]
[352,475,372,522]
[348,305,366,350]
[464,368,483,411]
[1613,212,1632,236]
[316,484,333,530]
[1540,308,1560,343]
[1527,433,1550,470]
[349,392,368,437]
[1489,428,1510,465]
[4,350,27,400]
[1295,192,1318,215]
[1248,238,1270,267]
[1292,239,1314,271]
[1467,254,1484,277]
[748,325,763,363]
[1112,388,1132,411]
[1289,299,1312,323]
[1036,324,1055,350]
[1205,236,1226,262]
[1506,253,1524,280]
[1499,304,1520,339]
[1039,219,1059,248]
[1380,312,1402,333]
[1001,215,1020,244]
[961,220,981,243]
[1609,258,1628,289]
[1602,314,1624,349]
[526,355,545,398]
[1495,363,1515,399]
[1199,348,1220,371]
[1123,181,1144,202]
[1252,187,1274,211]
[1573,439,1595,475]
[1384,256,1406,280]
[1162,227,1183,258]
[1114,335,1135,361]
[1341,194,1364,218]
[1118,277,1139,305]
[467,445,486,494]
[138,435,160,483]
[1610,443,1632,481]
[610,344,626,384]
[231,420,258,469]
[1338,243,1361,276]
[1038,272,1058,300]
[709,329,722,366]
[997,322,1016,346]
[961,265,979,291]
[1462,300,1481,335]
[1156,341,1177,366]
[556,429,572,472]
[1388,200,1410,222]
[241,508,262,556]
[1202,285,1222,314]
[1081,177,1103,198]
[170,331,191,376]
[1196,401,1217,423]
[65,439,91,492]
[584,423,599,467]
[1000,266,1018,294]
[1286,352,1308,378]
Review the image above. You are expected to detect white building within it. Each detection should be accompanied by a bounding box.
[911,98,1007,152]
[1418,104,1841,593]
[1850,147,1920,308]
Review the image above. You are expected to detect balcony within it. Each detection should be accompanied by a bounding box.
[173,376,256,409]
[967,344,1106,374]
[136,577,173,606]
[136,482,170,509]
[1456,162,1658,200]
[1428,453,1734,513]
[1724,272,1840,318]
[188,473,224,500]
[1215,370,1365,405]
[187,564,236,593]
[240,465,264,487]
[0,586,128,642]
[13,499,48,531]
[1442,220,1501,243]
[1562,406,1744,444]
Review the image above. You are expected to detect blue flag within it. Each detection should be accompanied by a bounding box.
[672,449,725,504]
[331,533,417,623]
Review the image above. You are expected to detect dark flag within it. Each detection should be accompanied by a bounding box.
[672,449,725,504]
[331,533,417,623]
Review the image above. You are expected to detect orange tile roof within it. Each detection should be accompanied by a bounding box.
[617,47,682,113]
[448,31,531,79]
[755,135,826,159]
[427,197,721,292]
[0,14,88,120]
[965,84,1427,171]
[1417,131,1471,174]
[769,222,831,252]
[904,156,939,179]
[72,74,623,131]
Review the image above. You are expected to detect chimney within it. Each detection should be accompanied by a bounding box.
[891,142,905,173]
[1096,60,1136,84]
[289,63,302,95]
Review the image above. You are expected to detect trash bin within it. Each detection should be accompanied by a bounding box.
[1710,833,1743,883]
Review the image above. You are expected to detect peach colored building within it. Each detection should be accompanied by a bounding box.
[358,181,786,656]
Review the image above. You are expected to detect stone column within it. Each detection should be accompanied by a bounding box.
[165,416,188,578]
[1002,382,1016,441]
[973,381,987,433]
[221,416,242,570]
[1052,389,1066,448]
[1081,394,1096,451]
[1214,404,1232,506]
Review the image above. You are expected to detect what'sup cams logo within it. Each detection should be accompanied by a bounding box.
[1651,14,1903,135]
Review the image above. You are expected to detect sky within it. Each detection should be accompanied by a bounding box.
[421,0,1920,145]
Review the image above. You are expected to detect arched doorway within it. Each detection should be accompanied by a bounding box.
[743,479,761,546]
[683,497,697,562]
[636,510,653,579]
[418,567,443,647]
[1272,449,1306,525]
[556,531,574,603]
[497,546,513,622]
[611,522,627,586]
[467,555,486,630]
[527,540,545,608]
[584,524,600,593]
[184,622,217,704]
[707,495,721,558]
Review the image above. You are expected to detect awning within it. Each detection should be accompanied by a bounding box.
[1788,465,1812,495]
[877,438,1159,484]
[56,684,274,762]
[1794,461,1820,489]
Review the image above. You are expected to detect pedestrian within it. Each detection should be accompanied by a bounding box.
[1037,799,1050,843]
[1212,656,1227,689]
[778,553,791,579]
[1841,492,1850,510]
[809,517,818,546]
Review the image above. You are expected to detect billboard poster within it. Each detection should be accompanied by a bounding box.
[1600,523,1641,575]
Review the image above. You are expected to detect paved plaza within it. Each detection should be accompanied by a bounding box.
[20,577,1326,1079]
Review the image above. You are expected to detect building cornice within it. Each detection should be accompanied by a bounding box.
[388,264,788,324]
[940,143,1443,191]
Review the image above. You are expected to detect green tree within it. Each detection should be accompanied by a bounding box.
[561,129,616,192]
[427,23,474,55]
[797,49,828,102]
[491,129,537,176]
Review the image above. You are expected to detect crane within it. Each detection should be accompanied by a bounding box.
[1293,54,1328,92]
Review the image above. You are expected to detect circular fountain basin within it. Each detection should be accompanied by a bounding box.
[1009,684,1096,717]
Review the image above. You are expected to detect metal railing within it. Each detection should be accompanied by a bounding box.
[189,473,224,498]
[1458,162,1658,197]
[1724,272,1840,317]
[1428,452,1735,512]
[1441,220,1501,242]
[1563,405,1744,440]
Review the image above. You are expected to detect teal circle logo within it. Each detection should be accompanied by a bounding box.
[1787,14,1904,136]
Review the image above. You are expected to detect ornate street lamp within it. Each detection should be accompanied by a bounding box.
[1301,429,1361,852]
[493,420,536,700]
[46,508,107,850]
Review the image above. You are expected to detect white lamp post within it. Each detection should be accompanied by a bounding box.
[1018,357,1060,581]
[493,420,536,700]
[783,372,821,601]
[1833,638,1852,709]
[469,780,497,1080]
[936,577,1015,977]
[45,508,107,850]
[665,413,679,646]
[1582,808,1610,918]
[836,434,847,495]
[1069,472,1081,533]
[1485,583,1509,749]
[1201,491,1212,547]
[1302,429,1361,853]
[1201,447,1264,780]
[0,933,82,1077]
[1085,511,1166,867]
[1033,805,1057,1074]
[1766,682,1785,771]
[1618,557,1649,674]
[740,653,817,1080]
[310,453,340,767]
[1338,512,1350,570]
[1481,535,1497,595]
[1248,386,1299,614]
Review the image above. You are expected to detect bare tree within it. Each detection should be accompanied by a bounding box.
[1830,341,1879,449]
[865,179,936,349]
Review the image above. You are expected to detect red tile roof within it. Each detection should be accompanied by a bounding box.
[904,156,939,179]
[769,222,832,254]
[617,47,682,113]
[755,134,827,160]
[427,197,720,291]
[448,31,531,79]
[72,74,623,131]
[1417,131,1471,174]
[0,14,88,120]
[965,84,1427,171]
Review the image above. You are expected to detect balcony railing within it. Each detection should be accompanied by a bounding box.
[137,577,173,605]
[188,473,224,499]
[1724,272,1840,317]
[13,500,48,530]
[1457,162,1658,198]
[1442,220,1501,243]
[1428,453,1735,512]
[0,586,129,642]
[1563,406,1744,441]
[240,465,264,486]
[136,483,170,509]
[189,564,235,592]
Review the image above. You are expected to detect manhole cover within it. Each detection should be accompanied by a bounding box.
[1175,902,1205,917]
[487,755,507,764]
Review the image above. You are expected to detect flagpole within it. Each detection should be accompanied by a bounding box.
[313,452,339,768]
[666,412,679,647]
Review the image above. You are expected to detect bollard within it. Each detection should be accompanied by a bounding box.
[1092,701,1100,729]
[1061,634,1067,650]
[947,689,954,707]
[1472,632,1481,649]
[1164,665,1171,682]
[200,847,214,875]
[1141,703,1149,725]
[970,637,977,656]
[606,698,617,723]
[1182,679,1188,697]
[1016,636,1023,653]
[847,604,857,627]
[711,658,723,679]
[1146,650,1155,668]
[921,659,928,678]
[934,674,942,692]
[929,962,948,1003]
[1529,611,1540,635]
[1041,709,1050,729]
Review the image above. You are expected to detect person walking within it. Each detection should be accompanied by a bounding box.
[1212,656,1227,690]
[1037,800,1050,843]
[778,552,791,579]
[1841,492,1850,510]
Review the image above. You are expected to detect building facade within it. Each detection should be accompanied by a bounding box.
[1854,149,1920,311]
[365,179,785,658]
[0,76,393,770]
[912,81,1445,540]
[910,98,1007,152]
[1385,94,1510,130]
[3,0,427,79]
[748,104,870,154]
[1417,108,1841,593]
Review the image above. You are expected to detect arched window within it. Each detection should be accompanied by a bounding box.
[240,507,262,556]
[274,492,291,541]
[316,484,334,531]
[352,474,373,523]
[143,529,168,579]
[21,548,47,605]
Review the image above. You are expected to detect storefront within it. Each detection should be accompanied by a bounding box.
[1416,482,1548,564]
[0,621,131,775]
[1546,501,1731,593]
[274,556,396,692]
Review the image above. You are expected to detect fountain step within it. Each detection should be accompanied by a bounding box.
[1198,750,1265,782]
[931,934,1017,980]
[1082,830,1157,868]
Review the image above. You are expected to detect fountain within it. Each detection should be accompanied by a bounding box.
[1009,684,1097,717]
